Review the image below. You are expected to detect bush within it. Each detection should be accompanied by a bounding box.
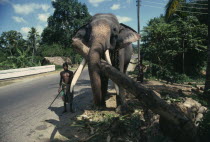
[38,44,65,57]
[143,61,201,84]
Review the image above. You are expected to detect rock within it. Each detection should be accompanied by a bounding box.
[177,98,207,124]
[195,113,203,126]
[198,106,207,113]
[160,98,207,141]
[183,98,201,109]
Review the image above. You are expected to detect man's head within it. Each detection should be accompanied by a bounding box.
[63,62,68,71]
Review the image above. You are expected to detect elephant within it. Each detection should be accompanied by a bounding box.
[70,13,140,108]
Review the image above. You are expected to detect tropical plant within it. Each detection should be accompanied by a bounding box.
[0,30,24,56]
[41,0,91,48]
[28,27,40,63]
[141,16,207,78]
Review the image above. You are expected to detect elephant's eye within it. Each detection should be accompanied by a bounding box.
[113,28,117,32]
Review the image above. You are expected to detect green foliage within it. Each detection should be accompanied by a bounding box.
[38,44,65,57]
[0,47,41,70]
[142,16,207,77]
[0,30,25,56]
[40,0,91,64]
[144,61,193,83]
[0,29,42,70]
[198,110,210,142]
[0,48,7,63]
[38,44,82,64]
[165,0,184,20]
[165,0,208,25]
[41,0,91,48]
[27,27,40,61]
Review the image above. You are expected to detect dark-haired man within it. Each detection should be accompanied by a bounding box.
[58,62,74,113]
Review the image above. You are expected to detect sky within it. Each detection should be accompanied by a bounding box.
[0,0,169,39]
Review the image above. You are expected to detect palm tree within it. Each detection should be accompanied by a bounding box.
[204,3,210,97]
[0,31,22,56]
[28,27,39,63]
[165,0,185,20]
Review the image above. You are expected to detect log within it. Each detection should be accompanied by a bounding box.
[72,38,199,142]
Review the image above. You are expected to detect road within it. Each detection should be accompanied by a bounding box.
[0,68,92,142]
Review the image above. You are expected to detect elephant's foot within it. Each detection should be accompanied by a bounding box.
[91,103,106,111]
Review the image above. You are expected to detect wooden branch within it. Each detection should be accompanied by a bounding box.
[72,38,198,142]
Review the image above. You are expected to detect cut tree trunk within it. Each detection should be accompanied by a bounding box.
[72,38,199,142]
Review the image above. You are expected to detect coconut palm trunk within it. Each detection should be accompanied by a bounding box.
[204,44,210,96]
[204,2,210,97]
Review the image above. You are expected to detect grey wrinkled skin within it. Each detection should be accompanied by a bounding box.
[73,13,140,107]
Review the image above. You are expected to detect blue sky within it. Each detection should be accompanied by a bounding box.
[0,0,169,39]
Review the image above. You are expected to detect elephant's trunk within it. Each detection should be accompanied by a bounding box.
[88,22,111,106]
[88,45,103,106]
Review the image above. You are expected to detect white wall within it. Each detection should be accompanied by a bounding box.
[0,65,55,80]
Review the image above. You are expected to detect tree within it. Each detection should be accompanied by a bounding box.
[165,0,184,20]
[141,16,207,79]
[28,27,40,63]
[204,1,210,97]
[165,0,208,24]
[41,0,91,48]
[0,30,24,56]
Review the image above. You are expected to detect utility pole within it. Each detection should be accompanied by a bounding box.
[137,0,141,64]
[136,0,144,82]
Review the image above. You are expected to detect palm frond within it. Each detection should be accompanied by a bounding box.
[165,0,184,20]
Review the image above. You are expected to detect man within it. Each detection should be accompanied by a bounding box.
[137,61,146,83]
[58,62,74,113]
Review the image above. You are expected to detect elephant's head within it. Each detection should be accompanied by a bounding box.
[72,13,140,106]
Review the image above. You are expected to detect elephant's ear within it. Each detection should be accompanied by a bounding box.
[73,24,89,44]
[118,23,140,44]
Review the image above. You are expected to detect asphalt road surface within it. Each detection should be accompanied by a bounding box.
[0,68,92,142]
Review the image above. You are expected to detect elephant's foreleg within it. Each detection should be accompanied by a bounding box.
[117,49,127,107]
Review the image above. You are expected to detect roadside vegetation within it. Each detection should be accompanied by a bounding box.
[0,0,91,70]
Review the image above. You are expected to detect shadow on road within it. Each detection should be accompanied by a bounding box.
[45,79,93,142]
[44,77,118,142]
